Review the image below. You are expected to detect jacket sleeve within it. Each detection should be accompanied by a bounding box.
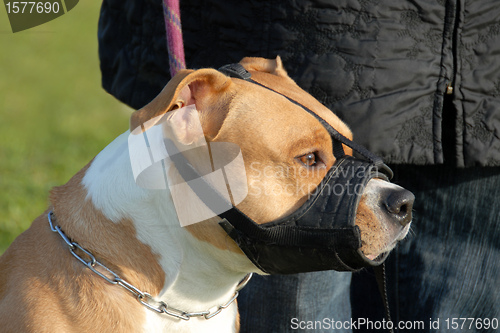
[98,0,171,110]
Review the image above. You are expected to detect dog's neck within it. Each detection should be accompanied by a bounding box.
[54,131,249,331]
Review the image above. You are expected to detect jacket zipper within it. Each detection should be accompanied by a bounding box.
[447,0,461,95]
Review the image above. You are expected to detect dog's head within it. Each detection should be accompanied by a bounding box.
[130,57,413,272]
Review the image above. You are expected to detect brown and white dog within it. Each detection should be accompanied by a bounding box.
[0,57,413,332]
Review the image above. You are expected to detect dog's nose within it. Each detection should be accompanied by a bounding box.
[384,189,415,226]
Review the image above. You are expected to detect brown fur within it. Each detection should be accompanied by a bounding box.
[185,219,242,253]
[356,198,385,256]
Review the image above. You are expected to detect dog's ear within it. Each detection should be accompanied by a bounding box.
[130,69,233,140]
[239,56,289,78]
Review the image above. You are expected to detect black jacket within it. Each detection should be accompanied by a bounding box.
[98,0,500,167]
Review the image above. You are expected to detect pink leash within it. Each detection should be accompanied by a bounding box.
[162,0,186,77]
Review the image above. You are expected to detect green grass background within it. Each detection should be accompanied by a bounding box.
[0,2,131,254]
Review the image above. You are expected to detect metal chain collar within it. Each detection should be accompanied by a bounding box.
[47,211,253,321]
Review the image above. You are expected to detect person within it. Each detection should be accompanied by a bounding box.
[98,0,500,332]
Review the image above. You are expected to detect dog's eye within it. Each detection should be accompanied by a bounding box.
[298,152,318,167]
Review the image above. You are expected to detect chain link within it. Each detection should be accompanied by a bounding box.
[48,211,252,321]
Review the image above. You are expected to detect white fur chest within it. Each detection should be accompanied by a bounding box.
[83,131,253,332]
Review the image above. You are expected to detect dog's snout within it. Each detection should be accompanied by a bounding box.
[384,189,415,226]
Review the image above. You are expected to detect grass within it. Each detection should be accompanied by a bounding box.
[0,2,131,254]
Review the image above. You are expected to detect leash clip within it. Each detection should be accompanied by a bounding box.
[218,63,251,80]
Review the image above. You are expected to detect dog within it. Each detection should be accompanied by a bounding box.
[0,57,413,332]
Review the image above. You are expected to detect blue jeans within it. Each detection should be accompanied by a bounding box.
[239,271,352,332]
[352,165,500,332]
